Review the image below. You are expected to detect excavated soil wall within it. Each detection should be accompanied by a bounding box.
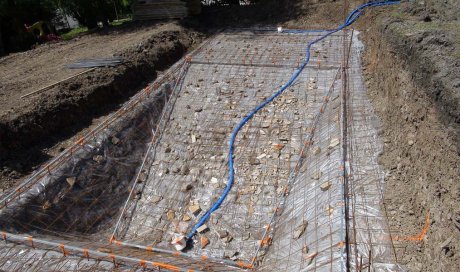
[361,18,460,272]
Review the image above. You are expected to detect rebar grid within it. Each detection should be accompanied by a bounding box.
[0,29,402,271]
[345,33,405,271]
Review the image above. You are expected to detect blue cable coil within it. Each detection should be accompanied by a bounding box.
[185,0,401,243]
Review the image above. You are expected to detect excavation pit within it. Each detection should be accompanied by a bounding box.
[0,29,402,271]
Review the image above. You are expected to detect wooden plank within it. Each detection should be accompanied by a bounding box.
[21,68,96,99]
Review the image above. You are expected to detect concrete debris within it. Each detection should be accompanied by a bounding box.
[293,221,308,239]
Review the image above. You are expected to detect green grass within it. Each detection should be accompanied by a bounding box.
[61,27,88,40]
[110,17,132,27]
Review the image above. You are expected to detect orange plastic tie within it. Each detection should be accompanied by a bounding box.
[146,246,153,252]
[27,236,35,248]
[109,254,116,265]
[1,232,6,241]
[152,262,180,272]
[173,251,180,257]
[200,255,208,261]
[393,212,430,242]
[75,137,85,146]
[237,262,254,269]
[59,244,67,257]
[139,259,147,268]
[83,248,90,260]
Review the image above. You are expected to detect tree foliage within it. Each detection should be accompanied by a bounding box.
[58,0,130,29]
[0,0,56,53]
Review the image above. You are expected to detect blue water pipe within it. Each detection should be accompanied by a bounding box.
[185,0,400,243]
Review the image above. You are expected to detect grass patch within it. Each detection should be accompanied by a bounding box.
[110,18,132,27]
[61,27,89,40]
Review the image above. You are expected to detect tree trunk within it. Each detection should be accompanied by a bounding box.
[0,29,4,56]
[228,0,240,6]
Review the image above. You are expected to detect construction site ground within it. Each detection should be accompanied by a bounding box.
[0,0,459,271]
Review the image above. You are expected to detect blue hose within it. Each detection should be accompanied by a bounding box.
[185,0,400,242]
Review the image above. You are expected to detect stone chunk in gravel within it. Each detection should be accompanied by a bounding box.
[175,221,189,234]
[111,136,120,145]
[166,210,175,221]
[93,155,104,163]
[152,195,162,204]
[249,157,261,165]
[200,235,210,248]
[313,147,321,155]
[180,165,190,175]
[272,143,285,151]
[293,221,308,239]
[181,183,193,192]
[224,250,238,260]
[302,245,310,254]
[320,181,332,191]
[329,138,340,148]
[66,177,76,187]
[197,224,209,233]
[189,204,201,215]
[312,171,322,180]
[217,230,228,239]
[326,205,334,216]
